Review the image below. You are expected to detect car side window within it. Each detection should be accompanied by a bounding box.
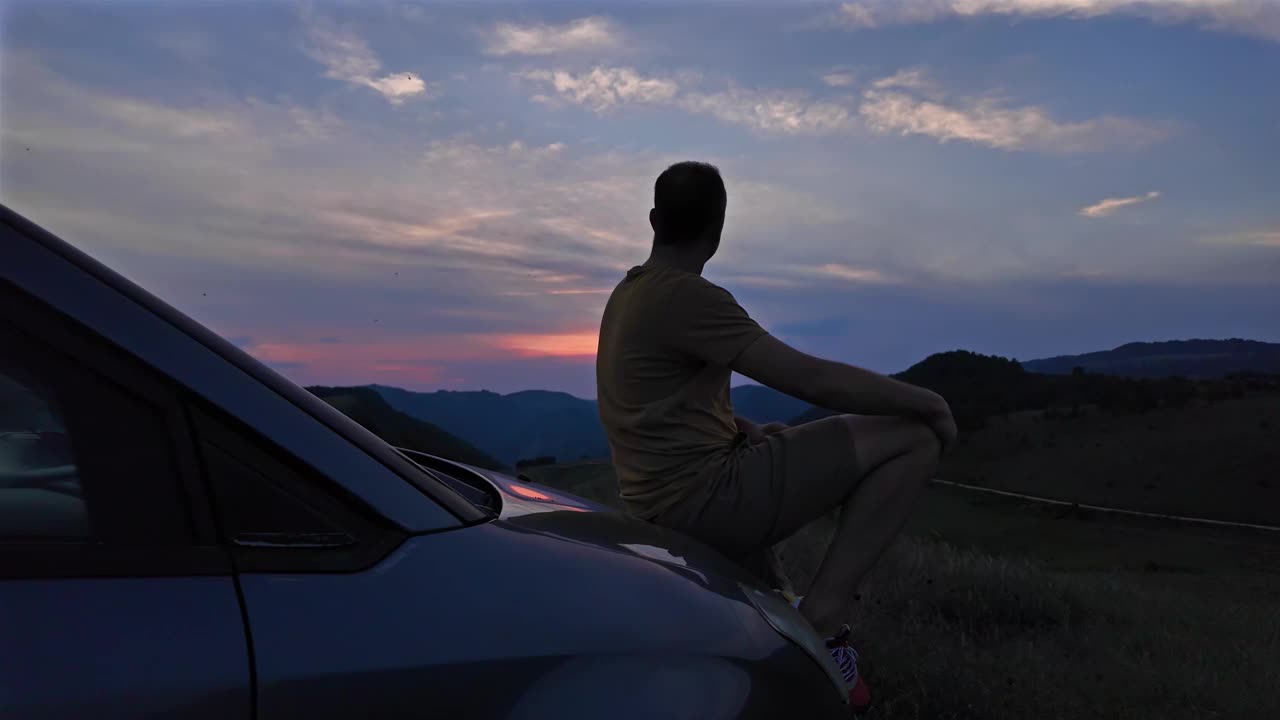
[191,406,401,570]
[0,368,87,541]
[0,319,198,549]
[196,407,355,549]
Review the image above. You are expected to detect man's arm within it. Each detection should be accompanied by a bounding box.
[732,335,956,447]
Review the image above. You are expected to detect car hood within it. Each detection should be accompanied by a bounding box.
[471,467,760,587]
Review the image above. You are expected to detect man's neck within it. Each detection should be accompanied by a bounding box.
[643,243,708,275]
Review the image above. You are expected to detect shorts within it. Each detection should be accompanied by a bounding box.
[652,415,860,562]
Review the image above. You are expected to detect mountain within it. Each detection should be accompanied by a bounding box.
[1023,339,1280,379]
[370,385,608,466]
[308,386,506,471]
[788,346,1277,430]
[789,350,1044,428]
[730,384,810,425]
[370,383,808,465]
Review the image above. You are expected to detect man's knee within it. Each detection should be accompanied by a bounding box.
[834,414,940,473]
[906,419,943,455]
[831,413,868,455]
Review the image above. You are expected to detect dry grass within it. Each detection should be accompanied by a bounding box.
[944,394,1280,525]
[779,521,1280,720]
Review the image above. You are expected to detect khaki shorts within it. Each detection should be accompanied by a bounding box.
[652,415,859,562]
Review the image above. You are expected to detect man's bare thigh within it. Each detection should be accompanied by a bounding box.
[757,414,937,547]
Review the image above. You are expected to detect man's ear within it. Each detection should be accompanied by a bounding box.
[649,208,659,233]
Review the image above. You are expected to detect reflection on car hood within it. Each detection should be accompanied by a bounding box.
[472,467,758,586]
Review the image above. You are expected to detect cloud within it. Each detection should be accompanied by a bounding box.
[1202,229,1280,247]
[1078,190,1161,217]
[871,68,931,91]
[3,52,846,344]
[726,275,803,289]
[4,52,337,150]
[680,89,855,134]
[527,64,1156,144]
[422,137,567,168]
[860,70,1172,152]
[830,0,1280,42]
[814,263,897,284]
[822,72,857,87]
[93,96,243,139]
[497,331,599,357]
[524,67,678,111]
[525,66,854,134]
[304,19,428,104]
[486,16,622,56]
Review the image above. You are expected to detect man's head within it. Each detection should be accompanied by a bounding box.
[650,161,727,257]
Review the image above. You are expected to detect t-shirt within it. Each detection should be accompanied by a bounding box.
[596,264,769,519]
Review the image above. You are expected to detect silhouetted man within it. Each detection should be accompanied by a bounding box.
[596,161,956,710]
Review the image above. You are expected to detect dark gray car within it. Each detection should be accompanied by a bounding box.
[0,205,850,719]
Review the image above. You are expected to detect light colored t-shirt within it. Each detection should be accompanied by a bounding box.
[596,264,769,519]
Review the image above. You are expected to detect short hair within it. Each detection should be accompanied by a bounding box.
[652,161,727,245]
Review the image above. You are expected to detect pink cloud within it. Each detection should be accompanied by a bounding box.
[495,331,599,358]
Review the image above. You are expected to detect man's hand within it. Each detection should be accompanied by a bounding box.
[735,416,765,444]
[736,417,789,444]
[761,422,789,436]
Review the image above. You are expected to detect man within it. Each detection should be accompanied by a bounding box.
[595,161,956,710]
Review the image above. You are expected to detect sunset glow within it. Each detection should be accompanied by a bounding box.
[498,332,599,359]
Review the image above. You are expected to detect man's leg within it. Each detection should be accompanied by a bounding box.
[791,415,940,636]
[650,413,939,635]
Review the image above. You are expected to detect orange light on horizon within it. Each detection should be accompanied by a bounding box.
[498,332,598,358]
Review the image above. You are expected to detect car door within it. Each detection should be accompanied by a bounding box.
[0,287,252,720]
[183,401,413,719]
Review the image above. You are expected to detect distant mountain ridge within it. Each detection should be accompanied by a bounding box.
[370,383,804,465]
[789,343,1279,429]
[358,338,1276,465]
[308,386,506,471]
[370,385,609,466]
[1023,339,1280,379]
[789,350,1036,428]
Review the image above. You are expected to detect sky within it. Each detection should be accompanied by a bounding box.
[2,0,1278,399]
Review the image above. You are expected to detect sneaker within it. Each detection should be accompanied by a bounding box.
[826,625,871,712]
[787,596,872,713]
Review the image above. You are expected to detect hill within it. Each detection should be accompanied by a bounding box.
[308,386,506,471]
[789,349,1276,430]
[1023,339,1280,378]
[370,385,608,466]
[371,383,805,465]
[790,350,1052,429]
[941,393,1280,526]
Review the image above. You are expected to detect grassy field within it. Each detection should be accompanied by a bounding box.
[941,394,1280,525]
[521,461,1280,720]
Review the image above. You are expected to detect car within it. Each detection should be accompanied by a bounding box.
[0,203,851,719]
